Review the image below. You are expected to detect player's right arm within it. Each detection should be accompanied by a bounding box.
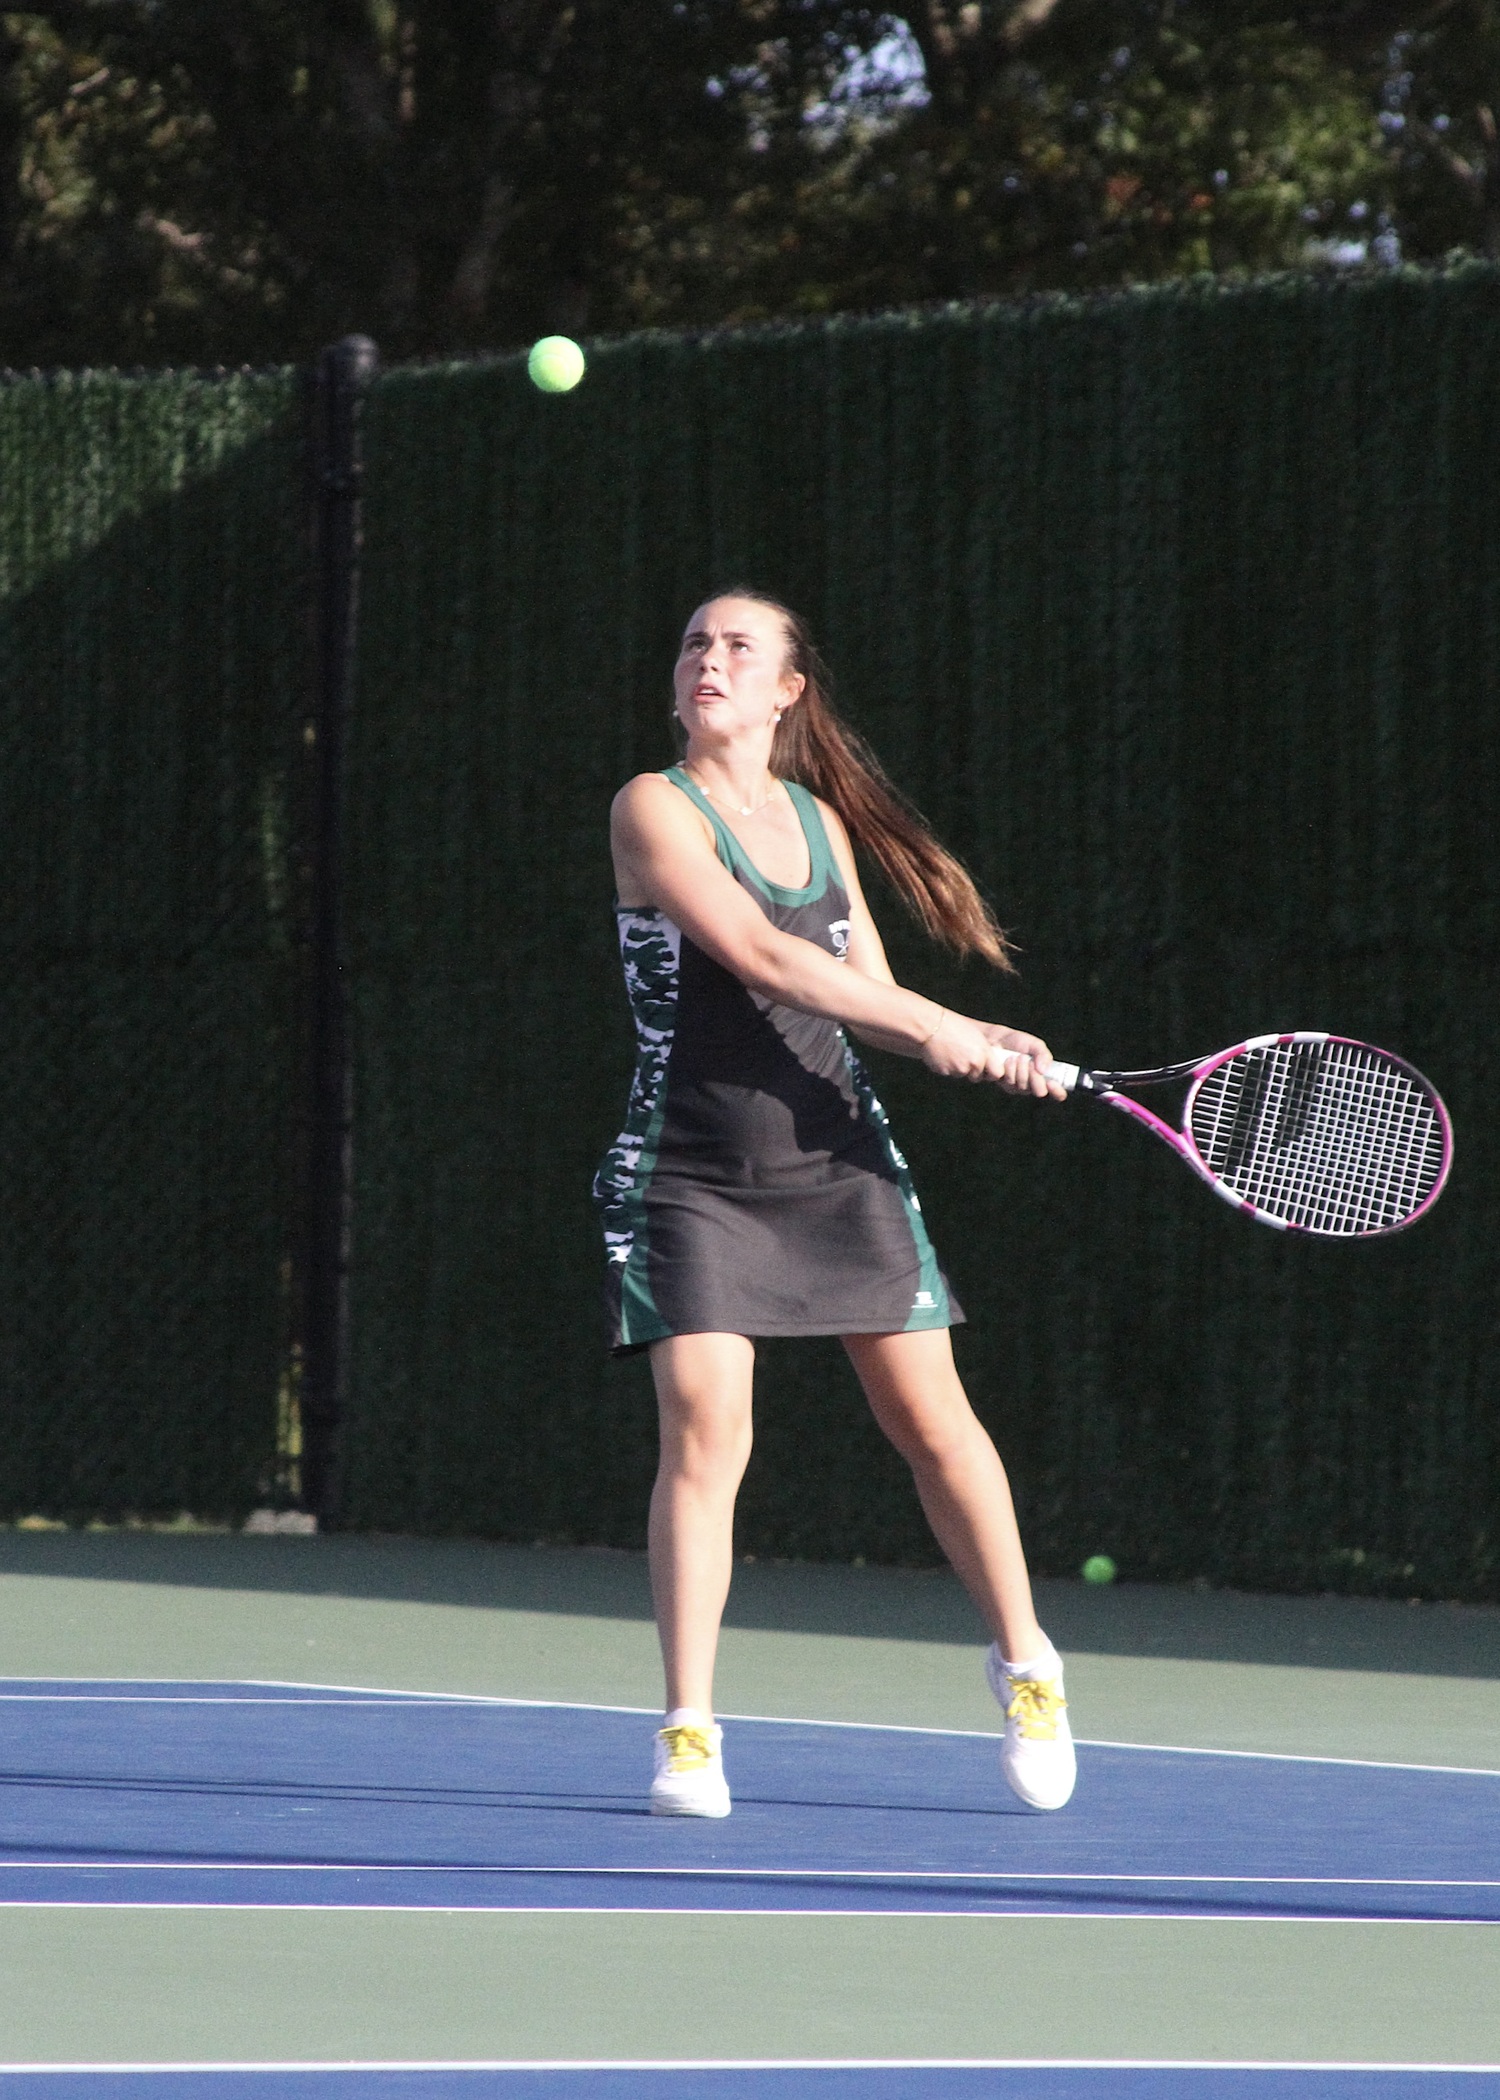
[610,775,1042,1088]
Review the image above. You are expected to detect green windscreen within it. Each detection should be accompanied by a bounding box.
[0,370,307,1519]
[343,267,1500,1600]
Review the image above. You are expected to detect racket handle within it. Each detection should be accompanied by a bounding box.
[1043,1060,1081,1093]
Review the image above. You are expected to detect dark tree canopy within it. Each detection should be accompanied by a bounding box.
[1,2,1495,365]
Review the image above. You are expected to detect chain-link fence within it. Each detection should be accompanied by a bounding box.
[0,370,307,1520]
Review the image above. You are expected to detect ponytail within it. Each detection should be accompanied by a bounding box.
[690,591,1016,972]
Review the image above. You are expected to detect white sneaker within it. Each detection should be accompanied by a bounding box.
[650,1720,731,1818]
[986,1641,1077,1810]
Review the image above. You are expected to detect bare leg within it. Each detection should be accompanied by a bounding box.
[647,1332,755,1716]
[843,1328,1045,1663]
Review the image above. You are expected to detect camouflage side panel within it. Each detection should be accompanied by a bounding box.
[593,906,682,1347]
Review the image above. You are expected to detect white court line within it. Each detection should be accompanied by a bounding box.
[0,1681,654,1711]
[0,1902,1496,1925]
[5,1679,1499,1779]
[0,2056,1498,2075]
[1,2058,1498,2075]
[0,1863,1496,1893]
[1075,1736,1500,1781]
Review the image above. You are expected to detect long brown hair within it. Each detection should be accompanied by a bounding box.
[681,590,1016,972]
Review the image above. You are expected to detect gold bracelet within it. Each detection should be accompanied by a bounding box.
[917,1004,947,1048]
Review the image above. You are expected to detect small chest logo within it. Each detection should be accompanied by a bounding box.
[828,918,851,961]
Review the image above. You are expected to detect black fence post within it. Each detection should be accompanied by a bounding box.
[302,333,378,1527]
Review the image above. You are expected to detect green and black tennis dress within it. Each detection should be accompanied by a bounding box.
[594,766,963,1355]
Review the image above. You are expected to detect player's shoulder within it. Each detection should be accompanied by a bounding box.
[612,769,707,840]
[613,769,679,816]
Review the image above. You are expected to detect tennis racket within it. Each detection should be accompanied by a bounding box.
[1043,1033,1452,1237]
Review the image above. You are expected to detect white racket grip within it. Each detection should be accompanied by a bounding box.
[1044,1060,1081,1093]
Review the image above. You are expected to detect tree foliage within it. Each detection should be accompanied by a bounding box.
[0,1,1495,365]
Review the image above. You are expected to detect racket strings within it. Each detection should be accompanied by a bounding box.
[1225,1050,1436,1232]
[1189,1042,1445,1234]
[1201,1046,1440,1231]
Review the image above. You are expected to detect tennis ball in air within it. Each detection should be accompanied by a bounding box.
[1081,1554,1117,1585]
[527,335,586,393]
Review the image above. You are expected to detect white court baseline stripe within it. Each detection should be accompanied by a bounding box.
[0,2057,1498,2075]
[2,1865,1497,1892]
[1074,1736,1500,1780]
[0,1683,649,1711]
[0,2058,1498,2075]
[0,1903,1496,1924]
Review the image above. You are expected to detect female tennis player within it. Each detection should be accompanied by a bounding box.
[595,592,1074,1819]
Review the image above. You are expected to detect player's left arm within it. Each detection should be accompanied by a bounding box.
[817,797,1058,1087]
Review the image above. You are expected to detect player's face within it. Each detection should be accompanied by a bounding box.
[674,599,802,741]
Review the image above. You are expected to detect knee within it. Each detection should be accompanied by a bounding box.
[880,1392,982,1476]
[658,1386,753,1486]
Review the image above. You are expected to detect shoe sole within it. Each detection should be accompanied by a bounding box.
[1002,1761,1077,1811]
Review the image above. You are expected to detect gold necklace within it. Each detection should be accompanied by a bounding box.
[685,764,776,817]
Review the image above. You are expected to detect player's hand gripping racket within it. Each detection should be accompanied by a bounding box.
[1043,1033,1452,1237]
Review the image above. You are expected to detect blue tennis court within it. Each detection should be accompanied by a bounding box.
[2,1680,1497,1924]
[3,1542,1498,2085]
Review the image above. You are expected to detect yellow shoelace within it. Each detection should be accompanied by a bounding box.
[660,1724,717,1773]
[1006,1677,1067,1741]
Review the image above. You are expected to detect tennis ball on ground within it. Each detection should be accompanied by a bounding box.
[527,335,586,393]
[1081,1553,1117,1585]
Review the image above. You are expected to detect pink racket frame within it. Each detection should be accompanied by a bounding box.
[1069,1030,1454,1237]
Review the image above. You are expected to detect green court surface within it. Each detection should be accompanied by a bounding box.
[1,1530,1497,2069]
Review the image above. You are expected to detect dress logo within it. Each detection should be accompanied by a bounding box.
[828,918,851,961]
[913,1289,936,1310]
